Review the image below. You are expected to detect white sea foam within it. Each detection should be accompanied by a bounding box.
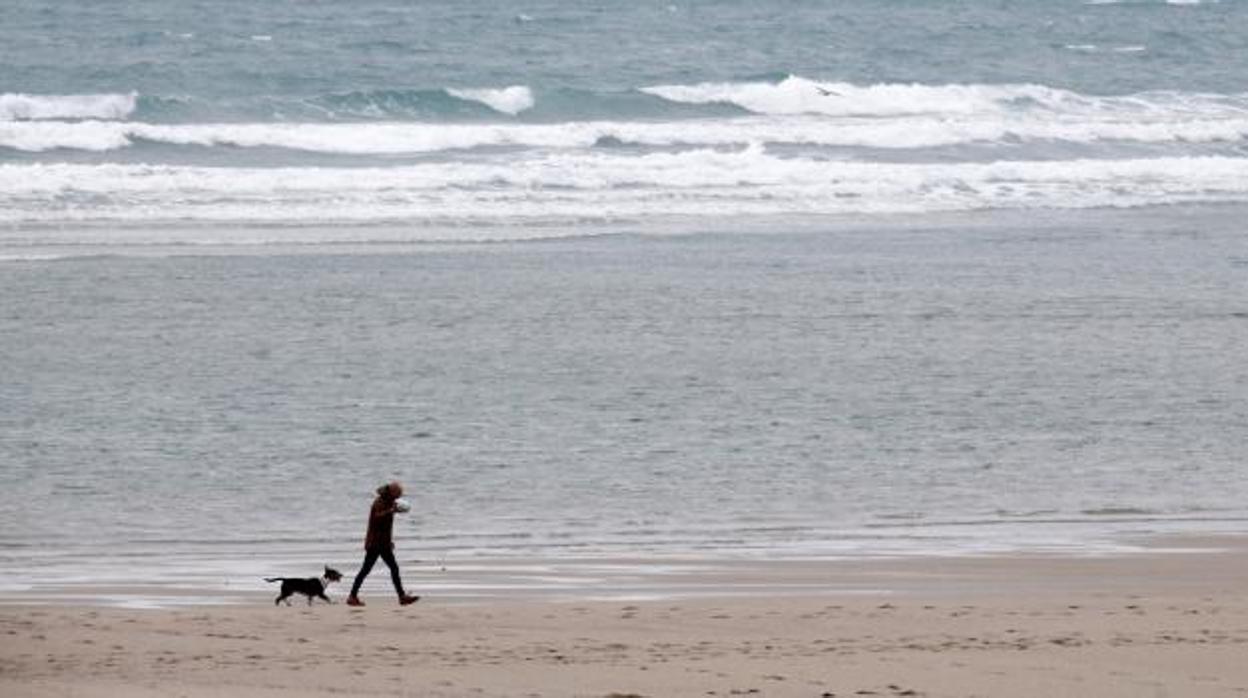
[5,106,1248,155]
[446,86,535,115]
[642,76,1048,117]
[641,76,1248,119]
[0,253,76,262]
[4,81,1247,154]
[1065,44,1148,53]
[0,92,137,121]
[3,155,1247,233]
[0,121,135,151]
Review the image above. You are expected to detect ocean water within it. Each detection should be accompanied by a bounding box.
[3,0,1248,600]
[5,0,1248,241]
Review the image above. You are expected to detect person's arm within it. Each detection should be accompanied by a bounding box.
[371,500,397,519]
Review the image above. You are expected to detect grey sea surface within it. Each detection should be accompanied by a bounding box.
[3,206,1247,600]
[6,0,1248,234]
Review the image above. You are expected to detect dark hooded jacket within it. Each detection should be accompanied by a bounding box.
[364,485,398,551]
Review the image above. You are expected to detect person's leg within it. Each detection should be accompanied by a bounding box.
[350,549,380,598]
[379,549,405,596]
[380,549,419,604]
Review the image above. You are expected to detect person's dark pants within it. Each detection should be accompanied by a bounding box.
[350,547,405,598]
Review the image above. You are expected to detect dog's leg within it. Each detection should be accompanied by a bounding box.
[318,592,332,604]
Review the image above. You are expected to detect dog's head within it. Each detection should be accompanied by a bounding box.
[323,566,343,583]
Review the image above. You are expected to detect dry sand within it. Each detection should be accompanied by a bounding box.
[4,536,1248,697]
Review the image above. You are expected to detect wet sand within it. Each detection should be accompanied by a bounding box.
[3,536,1248,697]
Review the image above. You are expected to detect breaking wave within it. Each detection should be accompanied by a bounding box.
[6,78,1248,236]
[640,75,1248,119]
[4,154,1248,234]
[445,86,535,115]
[5,112,1248,155]
[0,92,137,121]
[6,78,1248,155]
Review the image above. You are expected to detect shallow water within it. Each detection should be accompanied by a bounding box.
[3,208,1248,595]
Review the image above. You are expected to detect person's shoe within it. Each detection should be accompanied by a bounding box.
[399,593,420,606]
[346,595,365,607]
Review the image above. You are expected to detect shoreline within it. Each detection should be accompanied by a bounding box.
[3,536,1247,697]
[8,200,1248,260]
[2,533,1244,609]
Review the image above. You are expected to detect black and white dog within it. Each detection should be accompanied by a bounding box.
[265,566,343,606]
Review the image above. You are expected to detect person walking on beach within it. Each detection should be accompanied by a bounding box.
[346,481,420,607]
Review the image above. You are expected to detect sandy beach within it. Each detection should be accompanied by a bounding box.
[4,536,1248,698]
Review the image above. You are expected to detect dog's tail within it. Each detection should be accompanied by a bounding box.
[263,577,286,583]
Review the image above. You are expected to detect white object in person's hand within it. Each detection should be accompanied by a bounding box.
[393,498,411,513]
